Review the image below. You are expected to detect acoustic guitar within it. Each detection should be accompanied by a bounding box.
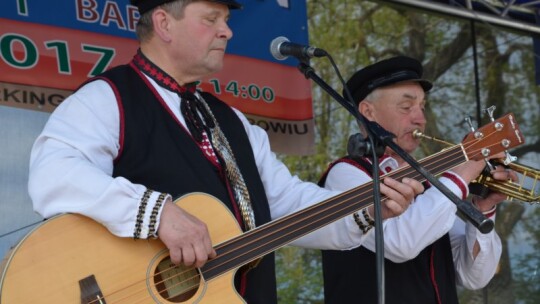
[0,113,524,303]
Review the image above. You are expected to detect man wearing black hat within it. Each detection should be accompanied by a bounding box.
[28,2,424,303]
[319,56,513,303]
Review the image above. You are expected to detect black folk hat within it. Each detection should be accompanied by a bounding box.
[131,0,243,15]
[345,56,433,106]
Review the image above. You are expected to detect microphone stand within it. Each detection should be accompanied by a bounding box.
[295,59,494,303]
[297,60,388,304]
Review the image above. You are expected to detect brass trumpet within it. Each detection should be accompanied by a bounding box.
[413,130,539,204]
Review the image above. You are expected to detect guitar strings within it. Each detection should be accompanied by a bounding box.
[87,129,506,303]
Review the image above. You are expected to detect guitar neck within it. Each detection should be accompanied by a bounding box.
[200,145,467,280]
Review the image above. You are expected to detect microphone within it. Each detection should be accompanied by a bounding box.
[269,36,327,61]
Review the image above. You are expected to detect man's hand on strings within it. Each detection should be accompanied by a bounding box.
[368,177,425,219]
[158,200,217,267]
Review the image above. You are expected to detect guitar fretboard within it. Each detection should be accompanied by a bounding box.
[201,145,466,280]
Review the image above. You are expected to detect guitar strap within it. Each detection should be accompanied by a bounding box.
[194,93,263,271]
[195,93,257,231]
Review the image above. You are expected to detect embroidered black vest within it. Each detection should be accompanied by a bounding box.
[320,156,459,304]
[92,64,277,304]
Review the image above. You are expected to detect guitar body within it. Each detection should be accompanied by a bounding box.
[0,193,245,304]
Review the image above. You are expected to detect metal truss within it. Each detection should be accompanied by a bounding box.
[469,0,540,16]
[376,0,540,35]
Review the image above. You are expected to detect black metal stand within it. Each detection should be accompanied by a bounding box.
[298,61,388,304]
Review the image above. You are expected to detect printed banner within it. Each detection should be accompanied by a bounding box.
[0,0,314,154]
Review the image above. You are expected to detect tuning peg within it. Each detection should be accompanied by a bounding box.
[502,152,517,165]
[481,107,518,165]
[483,107,517,166]
[465,116,487,141]
[464,116,476,132]
[465,116,495,170]
[484,105,496,122]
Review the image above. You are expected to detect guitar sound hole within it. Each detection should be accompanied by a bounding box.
[153,256,201,302]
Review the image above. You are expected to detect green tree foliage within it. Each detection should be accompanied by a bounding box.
[276,1,540,303]
[276,247,324,304]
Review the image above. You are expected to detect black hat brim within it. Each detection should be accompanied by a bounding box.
[213,0,243,9]
[133,0,242,15]
[345,56,433,105]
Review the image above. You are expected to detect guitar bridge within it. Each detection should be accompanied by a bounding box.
[79,274,106,304]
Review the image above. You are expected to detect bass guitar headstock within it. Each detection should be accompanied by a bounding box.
[461,113,525,161]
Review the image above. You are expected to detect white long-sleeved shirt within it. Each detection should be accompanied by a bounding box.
[28,76,365,250]
[324,157,502,289]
